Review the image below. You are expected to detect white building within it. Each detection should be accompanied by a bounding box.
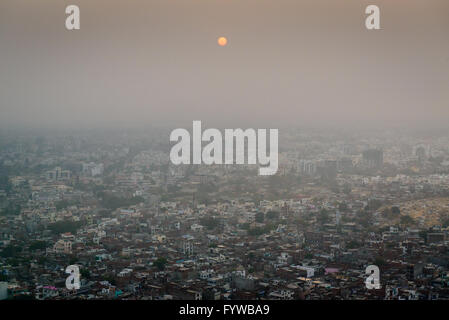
[53,239,72,254]
[0,282,7,300]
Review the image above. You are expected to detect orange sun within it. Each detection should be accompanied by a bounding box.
[217,36,228,47]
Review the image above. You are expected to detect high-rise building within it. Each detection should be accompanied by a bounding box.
[298,160,316,175]
[362,149,383,169]
[82,162,104,177]
[46,167,71,181]
[182,240,194,257]
[316,160,337,180]
[414,145,428,162]
[337,158,353,172]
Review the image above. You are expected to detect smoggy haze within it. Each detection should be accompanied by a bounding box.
[0,0,448,129]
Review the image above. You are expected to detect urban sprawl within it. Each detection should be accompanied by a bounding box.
[1,128,449,300]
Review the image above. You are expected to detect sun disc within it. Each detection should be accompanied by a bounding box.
[217,36,228,47]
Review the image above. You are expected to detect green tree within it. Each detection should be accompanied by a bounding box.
[48,220,84,235]
[347,240,361,249]
[400,215,415,227]
[29,241,47,251]
[266,211,279,220]
[0,245,22,258]
[200,217,220,230]
[391,206,400,215]
[80,268,91,279]
[154,257,168,271]
[0,175,12,194]
[374,257,386,266]
[317,209,331,225]
[55,200,75,211]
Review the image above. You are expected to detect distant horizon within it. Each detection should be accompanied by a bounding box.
[1,120,449,142]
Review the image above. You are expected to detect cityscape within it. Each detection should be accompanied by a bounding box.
[1,127,449,300]
[1,0,448,305]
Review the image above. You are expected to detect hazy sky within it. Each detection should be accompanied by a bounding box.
[0,0,448,130]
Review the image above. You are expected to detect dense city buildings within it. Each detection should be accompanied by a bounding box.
[1,127,449,300]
